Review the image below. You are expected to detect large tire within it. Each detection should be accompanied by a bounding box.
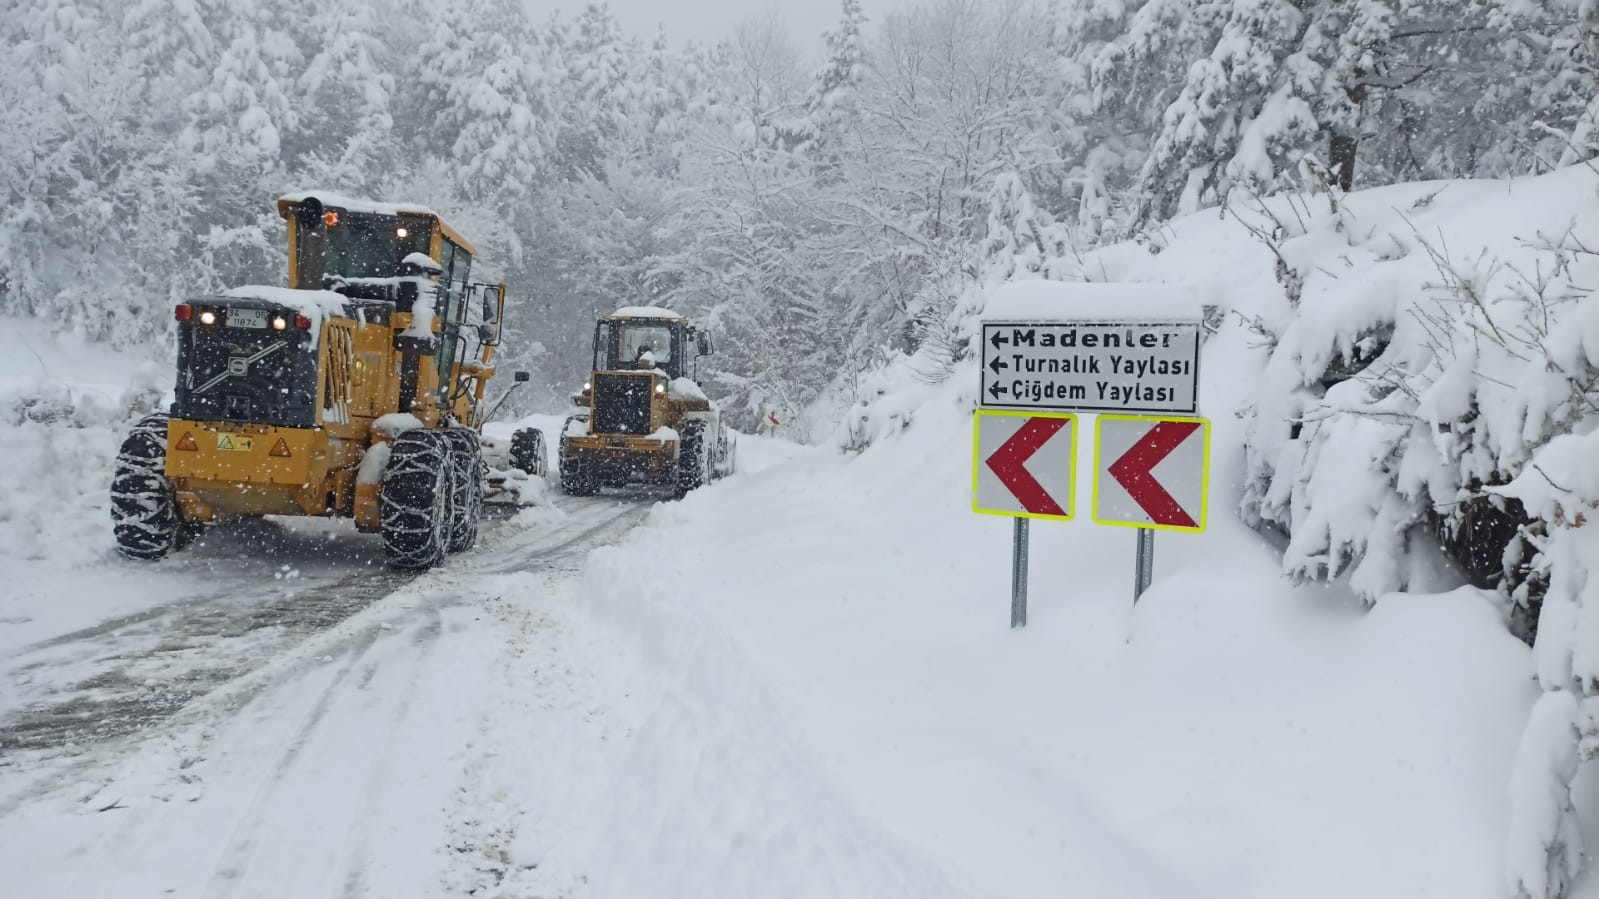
[509,427,547,478]
[112,414,181,560]
[442,427,483,553]
[380,430,452,570]
[675,420,708,499]
[713,428,737,480]
[559,452,599,496]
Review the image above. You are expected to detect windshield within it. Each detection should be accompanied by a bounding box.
[324,213,433,281]
[618,323,675,367]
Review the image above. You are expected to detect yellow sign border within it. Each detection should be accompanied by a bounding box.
[971,409,1078,522]
[1091,413,1210,533]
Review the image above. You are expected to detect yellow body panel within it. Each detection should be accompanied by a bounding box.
[165,421,363,518]
[562,434,677,473]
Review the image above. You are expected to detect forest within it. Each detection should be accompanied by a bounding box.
[3,0,1595,432]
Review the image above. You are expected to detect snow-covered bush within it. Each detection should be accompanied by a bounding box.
[1238,172,1599,614]
[1227,169,1599,899]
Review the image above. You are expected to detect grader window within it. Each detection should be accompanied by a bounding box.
[322,214,432,281]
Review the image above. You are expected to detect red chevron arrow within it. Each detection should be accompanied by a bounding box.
[986,418,1068,516]
[1108,421,1201,527]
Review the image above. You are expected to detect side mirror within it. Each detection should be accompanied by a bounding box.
[696,330,713,356]
[481,285,501,324]
[475,284,506,346]
[514,371,530,383]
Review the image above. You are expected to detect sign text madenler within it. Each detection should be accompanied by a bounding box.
[980,320,1201,415]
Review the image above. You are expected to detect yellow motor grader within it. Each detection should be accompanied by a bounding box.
[559,307,735,497]
[111,193,536,569]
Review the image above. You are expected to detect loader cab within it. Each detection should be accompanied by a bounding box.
[593,310,712,382]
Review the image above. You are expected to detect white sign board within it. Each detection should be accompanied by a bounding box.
[980,320,1201,415]
[972,410,1076,521]
[1091,414,1209,532]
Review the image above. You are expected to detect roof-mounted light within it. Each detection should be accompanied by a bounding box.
[323,210,340,228]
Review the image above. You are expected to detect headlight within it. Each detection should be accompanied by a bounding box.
[271,316,288,331]
[654,382,666,394]
[583,381,591,391]
[198,310,217,325]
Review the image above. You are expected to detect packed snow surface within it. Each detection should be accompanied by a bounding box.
[983,280,1206,320]
[610,305,685,319]
[278,190,438,219]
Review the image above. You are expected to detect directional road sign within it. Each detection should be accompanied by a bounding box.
[981,320,1201,415]
[1092,414,1209,532]
[972,410,1077,521]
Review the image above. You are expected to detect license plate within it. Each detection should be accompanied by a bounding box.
[227,308,269,329]
[216,433,254,452]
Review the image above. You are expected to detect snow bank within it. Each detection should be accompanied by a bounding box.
[578,374,1537,899]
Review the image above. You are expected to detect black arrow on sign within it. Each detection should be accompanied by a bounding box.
[990,330,1010,351]
[989,356,1008,374]
[988,382,1008,400]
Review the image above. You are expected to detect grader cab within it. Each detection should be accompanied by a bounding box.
[111,193,528,570]
[558,308,735,497]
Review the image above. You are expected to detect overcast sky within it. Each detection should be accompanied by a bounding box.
[522,0,844,54]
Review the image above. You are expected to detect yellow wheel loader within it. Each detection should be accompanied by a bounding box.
[111,193,532,570]
[558,307,735,498]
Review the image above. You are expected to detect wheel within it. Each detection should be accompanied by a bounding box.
[509,427,547,478]
[713,428,737,480]
[675,420,708,498]
[111,414,181,560]
[380,430,452,570]
[442,428,483,553]
[559,454,599,496]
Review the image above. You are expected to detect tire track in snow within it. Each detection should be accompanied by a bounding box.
[0,493,649,819]
[201,627,383,898]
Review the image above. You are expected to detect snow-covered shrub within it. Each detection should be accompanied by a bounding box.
[1239,173,1599,616]
[1231,170,1599,899]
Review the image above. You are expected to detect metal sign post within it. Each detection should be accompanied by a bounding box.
[1134,527,1154,601]
[973,410,1075,629]
[1012,518,1029,627]
[1092,414,1211,604]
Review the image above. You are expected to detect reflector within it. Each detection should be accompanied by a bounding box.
[295,314,313,330]
[174,303,193,322]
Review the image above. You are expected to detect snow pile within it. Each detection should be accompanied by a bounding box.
[667,377,706,401]
[0,317,175,641]
[371,412,424,440]
[578,375,1538,899]
[821,167,1599,897]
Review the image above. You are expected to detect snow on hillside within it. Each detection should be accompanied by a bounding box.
[0,318,176,645]
[578,375,1535,899]
[575,169,1599,898]
[1,169,1595,898]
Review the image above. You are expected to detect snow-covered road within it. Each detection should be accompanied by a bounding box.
[0,491,654,897]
